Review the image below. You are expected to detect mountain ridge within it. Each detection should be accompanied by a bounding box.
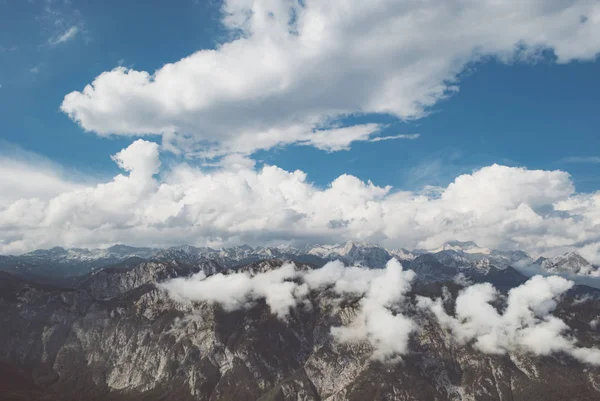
[1,241,598,287]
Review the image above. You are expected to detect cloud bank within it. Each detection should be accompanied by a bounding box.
[161,259,600,364]
[161,259,417,361]
[2,139,600,261]
[0,142,85,209]
[417,275,600,365]
[60,0,600,156]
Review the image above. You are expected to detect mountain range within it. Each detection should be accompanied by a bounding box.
[1,241,598,285]
[1,246,600,401]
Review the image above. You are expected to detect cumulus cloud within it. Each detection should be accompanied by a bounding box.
[160,262,303,319]
[325,258,416,361]
[2,140,600,260]
[417,275,600,365]
[161,258,416,360]
[60,0,600,156]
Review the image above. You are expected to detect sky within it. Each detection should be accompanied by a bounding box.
[1,0,600,259]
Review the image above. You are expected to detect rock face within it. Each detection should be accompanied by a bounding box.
[536,252,600,276]
[76,259,222,300]
[1,258,600,401]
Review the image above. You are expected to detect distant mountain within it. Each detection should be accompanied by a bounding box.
[76,259,221,300]
[0,245,158,284]
[536,251,600,276]
[404,251,528,290]
[1,241,597,286]
[432,240,492,254]
[154,244,324,268]
[305,241,410,268]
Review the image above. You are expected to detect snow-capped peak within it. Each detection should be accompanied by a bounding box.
[537,252,599,276]
[432,240,492,255]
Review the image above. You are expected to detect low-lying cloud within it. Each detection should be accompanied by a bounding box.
[160,262,304,319]
[161,259,416,361]
[417,275,600,365]
[326,259,416,360]
[161,259,600,365]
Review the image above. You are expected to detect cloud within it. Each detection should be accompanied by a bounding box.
[0,45,18,53]
[110,139,161,179]
[0,141,85,209]
[324,258,416,361]
[30,66,40,74]
[298,124,382,152]
[369,134,420,142]
[160,262,303,319]
[560,156,600,164]
[38,1,86,48]
[60,0,600,157]
[49,26,79,45]
[161,260,600,364]
[417,275,600,365]
[2,140,600,260]
[161,258,416,360]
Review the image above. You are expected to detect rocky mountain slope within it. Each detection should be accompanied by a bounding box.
[1,257,600,401]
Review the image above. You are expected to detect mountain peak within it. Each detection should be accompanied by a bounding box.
[538,251,598,276]
[435,240,491,255]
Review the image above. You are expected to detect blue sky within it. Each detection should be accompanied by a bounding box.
[2,0,599,191]
[1,0,225,175]
[1,0,600,256]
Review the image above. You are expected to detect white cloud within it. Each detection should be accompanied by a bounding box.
[0,142,85,209]
[369,133,420,142]
[161,259,600,364]
[162,258,416,360]
[2,140,600,260]
[48,26,79,46]
[39,0,86,48]
[417,275,600,365]
[160,261,302,319]
[298,124,382,152]
[60,0,600,157]
[110,139,161,179]
[326,258,416,361]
